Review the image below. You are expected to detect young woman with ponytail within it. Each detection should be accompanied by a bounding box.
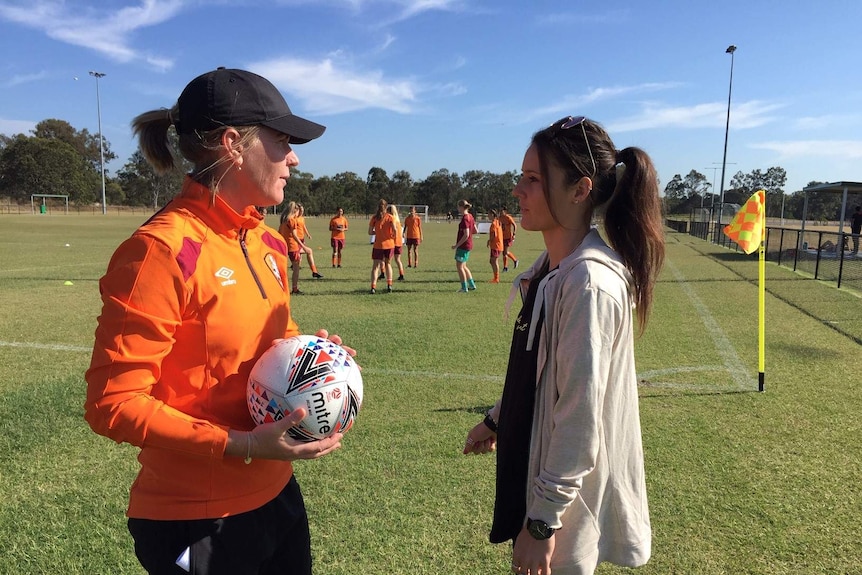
[464,116,664,575]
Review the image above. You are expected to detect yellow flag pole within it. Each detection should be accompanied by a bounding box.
[758,192,766,392]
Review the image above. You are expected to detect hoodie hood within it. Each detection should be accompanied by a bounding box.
[505,228,633,351]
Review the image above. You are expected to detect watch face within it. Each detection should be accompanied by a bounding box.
[528,519,553,540]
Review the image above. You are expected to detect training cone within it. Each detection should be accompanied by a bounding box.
[64,281,74,286]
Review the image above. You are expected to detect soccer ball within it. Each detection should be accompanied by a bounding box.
[247,335,363,442]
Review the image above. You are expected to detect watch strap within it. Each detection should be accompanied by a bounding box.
[482,410,498,433]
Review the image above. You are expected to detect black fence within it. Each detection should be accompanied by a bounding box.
[673,216,862,293]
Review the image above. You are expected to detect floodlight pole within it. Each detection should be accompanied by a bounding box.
[89,71,107,215]
[706,162,736,209]
[703,167,720,209]
[716,45,736,229]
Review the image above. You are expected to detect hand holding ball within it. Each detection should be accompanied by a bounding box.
[248,335,363,442]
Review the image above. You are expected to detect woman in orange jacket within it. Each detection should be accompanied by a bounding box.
[84,68,349,575]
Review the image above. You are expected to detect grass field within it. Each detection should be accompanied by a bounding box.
[0,213,860,574]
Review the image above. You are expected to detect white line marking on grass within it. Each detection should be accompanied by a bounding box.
[4,339,750,390]
[0,342,505,383]
[637,366,748,391]
[664,258,751,389]
[367,368,503,382]
[0,341,91,352]
[0,262,104,274]
[638,366,726,377]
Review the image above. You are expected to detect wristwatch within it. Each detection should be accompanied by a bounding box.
[526,518,556,540]
[482,410,498,433]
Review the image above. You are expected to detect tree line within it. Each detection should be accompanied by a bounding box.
[0,118,518,216]
[5,118,855,222]
[663,167,860,222]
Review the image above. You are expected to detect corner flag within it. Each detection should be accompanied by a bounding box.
[723,190,765,254]
[722,189,767,392]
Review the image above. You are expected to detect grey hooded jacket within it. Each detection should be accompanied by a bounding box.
[494,228,651,571]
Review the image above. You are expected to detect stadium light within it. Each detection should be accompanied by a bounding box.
[704,162,737,208]
[89,71,107,215]
[716,45,736,228]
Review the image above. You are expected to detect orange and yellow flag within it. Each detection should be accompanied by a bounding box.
[723,190,765,254]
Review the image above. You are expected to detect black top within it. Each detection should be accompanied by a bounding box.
[490,262,552,544]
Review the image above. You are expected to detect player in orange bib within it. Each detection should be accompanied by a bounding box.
[278,201,305,294]
[404,206,423,268]
[296,204,323,278]
[329,207,348,268]
[487,208,504,283]
[368,199,397,293]
[388,204,405,281]
[499,206,520,271]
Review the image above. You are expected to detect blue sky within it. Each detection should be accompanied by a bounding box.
[2,0,861,197]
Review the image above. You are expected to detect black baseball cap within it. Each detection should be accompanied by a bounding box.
[176,67,325,144]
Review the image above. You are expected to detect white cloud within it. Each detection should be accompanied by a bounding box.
[437,82,467,96]
[396,0,466,20]
[6,71,47,87]
[507,82,682,125]
[377,33,397,53]
[535,9,631,26]
[608,100,785,132]
[251,56,420,114]
[792,114,861,131]
[750,140,862,160]
[0,0,182,69]
[358,0,471,27]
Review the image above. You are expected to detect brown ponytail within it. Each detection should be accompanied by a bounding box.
[131,107,177,174]
[374,199,388,221]
[132,103,259,193]
[602,147,665,333]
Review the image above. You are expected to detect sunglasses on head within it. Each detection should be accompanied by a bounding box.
[551,115,596,179]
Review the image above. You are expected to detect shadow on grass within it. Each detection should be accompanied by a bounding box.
[434,405,493,416]
[638,386,758,399]
[770,341,844,359]
[710,252,759,262]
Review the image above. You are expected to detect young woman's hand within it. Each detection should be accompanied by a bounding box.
[512,528,555,575]
[463,420,497,454]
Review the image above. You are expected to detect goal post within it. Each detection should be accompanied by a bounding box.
[31,194,69,214]
[392,204,429,222]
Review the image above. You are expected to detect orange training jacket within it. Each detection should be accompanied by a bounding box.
[370,213,396,249]
[488,219,504,251]
[85,177,300,520]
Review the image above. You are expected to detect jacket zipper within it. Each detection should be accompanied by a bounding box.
[239,229,268,299]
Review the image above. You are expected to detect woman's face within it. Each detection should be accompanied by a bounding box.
[513,144,558,232]
[237,127,298,207]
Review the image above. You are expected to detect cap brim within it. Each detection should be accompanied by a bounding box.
[263,114,326,145]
